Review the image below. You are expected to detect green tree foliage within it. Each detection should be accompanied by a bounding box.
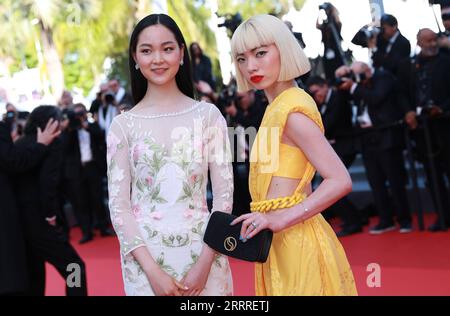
[217,0,305,21]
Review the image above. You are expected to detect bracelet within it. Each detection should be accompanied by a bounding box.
[299,202,309,223]
[300,202,309,213]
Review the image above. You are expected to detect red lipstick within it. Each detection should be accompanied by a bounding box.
[250,75,264,83]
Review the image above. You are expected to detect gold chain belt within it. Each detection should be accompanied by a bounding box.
[250,192,307,213]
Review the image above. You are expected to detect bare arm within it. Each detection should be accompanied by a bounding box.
[233,112,352,239]
[278,112,352,227]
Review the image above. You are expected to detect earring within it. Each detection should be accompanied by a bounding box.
[135,63,140,70]
[180,60,184,66]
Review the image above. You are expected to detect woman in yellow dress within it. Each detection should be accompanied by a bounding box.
[230,14,358,296]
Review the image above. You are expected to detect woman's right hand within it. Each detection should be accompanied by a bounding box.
[147,268,188,296]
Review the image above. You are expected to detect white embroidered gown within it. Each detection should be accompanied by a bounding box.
[107,101,234,296]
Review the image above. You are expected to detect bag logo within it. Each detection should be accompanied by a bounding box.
[224,236,237,251]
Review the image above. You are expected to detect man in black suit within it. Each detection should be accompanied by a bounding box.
[372,14,411,76]
[398,28,450,231]
[337,62,412,234]
[108,79,133,108]
[15,106,87,296]
[62,103,114,244]
[306,76,363,237]
[0,117,59,295]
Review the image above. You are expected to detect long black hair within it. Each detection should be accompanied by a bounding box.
[129,14,195,105]
[24,105,61,136]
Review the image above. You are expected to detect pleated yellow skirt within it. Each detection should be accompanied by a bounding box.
[255,213,358,296]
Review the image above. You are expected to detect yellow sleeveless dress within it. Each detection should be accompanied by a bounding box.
[249,87,357,296]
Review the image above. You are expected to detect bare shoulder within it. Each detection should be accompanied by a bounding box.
[199,101,225,121]
[285,112,323,139]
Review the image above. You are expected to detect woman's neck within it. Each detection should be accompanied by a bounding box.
[140,80,188,111]
[264,80,297,104]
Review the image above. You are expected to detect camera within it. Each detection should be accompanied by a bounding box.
[334,70,367,86]
[217,83,238,109]
[217,13,242,35]
[351,25,380,48]
[5,110,16,122]
[2,110,16,131]
[64,108,86,130]
[319,2,333,16]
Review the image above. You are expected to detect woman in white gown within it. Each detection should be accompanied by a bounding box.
[107,14,234,296]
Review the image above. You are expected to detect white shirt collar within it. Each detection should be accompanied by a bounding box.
[325,88,332,104]
[389,31,400,44]
[115,87,125,104]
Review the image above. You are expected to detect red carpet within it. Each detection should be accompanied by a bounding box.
[45,214,450,296]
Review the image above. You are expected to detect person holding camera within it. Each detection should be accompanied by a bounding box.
[306,76,363,237]
[316,2,346,81]
[398,28,450,231]
[0,113,60,295]
[14,106,87,296]
[62,103,114,244]
[371,14,411,76]
[336,62,412,234]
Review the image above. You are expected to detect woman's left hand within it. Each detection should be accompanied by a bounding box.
[180,260,211,296]
[230,211,285,242]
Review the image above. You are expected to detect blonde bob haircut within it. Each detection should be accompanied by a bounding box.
[231,14,311,92]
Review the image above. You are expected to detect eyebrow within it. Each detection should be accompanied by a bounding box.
[236,45,268,57]
[138,41,176,48]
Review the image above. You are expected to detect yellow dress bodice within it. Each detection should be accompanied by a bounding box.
[273,143,307,179]
[249,87,357,296]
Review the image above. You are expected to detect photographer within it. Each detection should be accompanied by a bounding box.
[62,103,113,244]
[398,28,450,231]
[0,115,59,295]
[316,2,345,81]
[224,90,266,131]
[336,62,412,234]
[371,14,411,76]
[306,76,362,236]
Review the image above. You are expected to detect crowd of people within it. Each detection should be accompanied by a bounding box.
[0,79,131,295]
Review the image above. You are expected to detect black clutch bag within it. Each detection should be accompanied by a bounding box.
[203,211,273,263]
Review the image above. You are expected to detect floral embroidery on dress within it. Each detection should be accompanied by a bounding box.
[107,102,234,296]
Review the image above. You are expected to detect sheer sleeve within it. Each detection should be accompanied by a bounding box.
[207,105,234,214]
[107,117,145,256]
